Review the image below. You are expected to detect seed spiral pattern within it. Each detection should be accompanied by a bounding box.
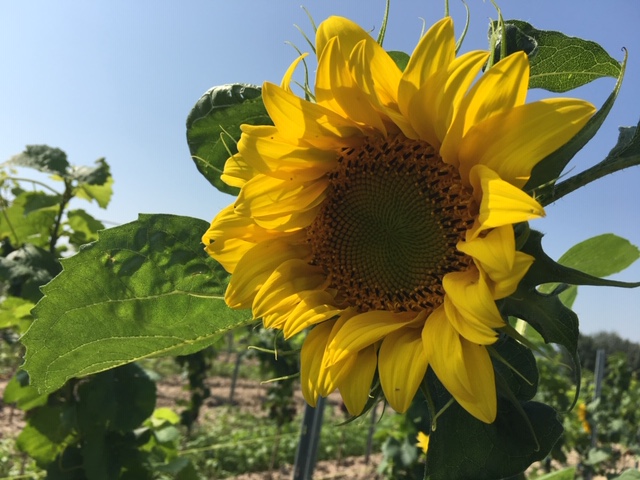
[307,134,476,313]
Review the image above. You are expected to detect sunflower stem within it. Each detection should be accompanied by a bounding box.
[542,151,640,205]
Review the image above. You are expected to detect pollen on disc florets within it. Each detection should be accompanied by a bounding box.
[307,134,476,313]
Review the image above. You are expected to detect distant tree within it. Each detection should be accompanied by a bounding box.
[578,331,640,374]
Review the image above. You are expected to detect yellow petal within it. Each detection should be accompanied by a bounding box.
[316,16,372,63]
[442,268,505,332]
[441,52,529,168]
[316,36,387,133]
[253,259,327,319]
[468,165,545,239]
[348,39,418,138]
[443,295,499,346]
[398,17,455,118]
[326,310,423,365]
[457,226,534,299]
[262,81,362,149]
[409,50,489,148]
[282,290,342,338]
[220,153,255,188]
[235,174,329,218]
[416,432,430,454]
[225,237,309,309]
[422,308,497,423]
[458,98,596,187]
[281,53,308,93]
[337,344,377,416]
[300,320,335,407]
[252,202,323,232]
[239,124,338,182]
[379,327,428,413]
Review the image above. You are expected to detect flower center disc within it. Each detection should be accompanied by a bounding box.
[307,135,476,313]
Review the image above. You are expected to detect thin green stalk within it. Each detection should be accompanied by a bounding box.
[48,179,73,254]
[542,153,640,206]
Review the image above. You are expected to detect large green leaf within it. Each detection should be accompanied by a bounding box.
[5,145,70,177]
[425,371,562,480]
[492,20,621,92]
[65,209,105,247]
[525,54,626,196]
[0,191,58,248]
[547,234,640,308]
[75,176,114,209]
[23,214,252,394]
[70,158,110,186]
[186,83,272,196]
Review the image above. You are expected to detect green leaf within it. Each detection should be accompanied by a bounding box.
[76,363,156,432]
[75,175,114,209]
[525,52,626,195]
[5,145,70,177]
[16,405,76,466]
[492,20,621,92]
[186,84,272,196]
[65,209,105,246]
[535,467,576,480]
[613,470,640,480]
[388,51,410,71]
[0,296,34,332]
[425,372,562,480]
[70,158,111,186]
[23,214,252,394]
[0,191,58,247]
[3,370,49,410]
[520,231,640,291]
[492,335,538,402]
[546,234,640,307]
[23,191,62,216]
[0,243,62,303]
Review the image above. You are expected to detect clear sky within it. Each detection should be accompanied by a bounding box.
[1,1,639,341]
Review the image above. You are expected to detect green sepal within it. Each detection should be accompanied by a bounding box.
[526,52,627,196]
[491,20,621,92]
[186,84,272,196]
[22,214,252,394]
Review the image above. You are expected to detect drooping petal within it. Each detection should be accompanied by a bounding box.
[316,36,387,134]
[409,50,489,147]
[326,310,424,365]
[457,226,534,299]
[458,98,596,187]
[440,52,529,168]
[422,308,497,423]
[468,165,545,239]
[379,327,428,413]
[253,259,327,319]
[443,268,505,330]
[300,320,335,407]
[225,236,309,309]
[336,344,378,416]
[262,81,362,149]
[443,295,499,345]
[398,17,455,118]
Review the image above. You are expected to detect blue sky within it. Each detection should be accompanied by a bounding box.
[1,1,639,341]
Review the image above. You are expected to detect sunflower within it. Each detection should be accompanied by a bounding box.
[203,16,595,423]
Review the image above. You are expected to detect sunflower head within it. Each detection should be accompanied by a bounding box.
[203,15,595,424]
